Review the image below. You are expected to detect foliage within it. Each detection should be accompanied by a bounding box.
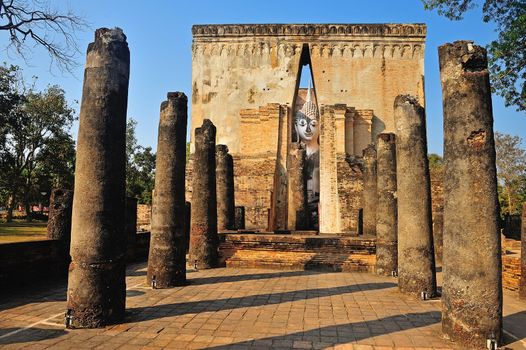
[422,0,526,111]
[494,131,526,215]
[0,64,76,221]
[126,118,156,204]
[428,153,444,175]
[0,0,88,73]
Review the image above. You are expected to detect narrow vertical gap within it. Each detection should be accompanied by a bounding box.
[291,44,319,231]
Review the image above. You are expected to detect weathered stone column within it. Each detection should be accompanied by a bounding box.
[519,203,526,300]
[47,189,73,241]
[125,197,138,261]
[433,211,444,265]
[287,142,309,230]
[362,144,377,236]
[216,145,235,231]
[189,119,218,269]
[66,28,129,328]
[375,133,397,276]
[235,206,245,230]
[394,95,437,297]
[185,201,191,253]
[439,41,502,347]
[147,92,188,287]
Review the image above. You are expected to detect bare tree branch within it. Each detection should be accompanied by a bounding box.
[0,0,88,73]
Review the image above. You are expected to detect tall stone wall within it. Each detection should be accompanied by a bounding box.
[191,24,426,153]
[190,24,426,231]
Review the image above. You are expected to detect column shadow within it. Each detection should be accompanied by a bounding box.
[0,327,67,345]
[503,310,526,346]
[188,269,324,285]
[0,284,66,312]
[206,311,441,349]
[126,281,396,323]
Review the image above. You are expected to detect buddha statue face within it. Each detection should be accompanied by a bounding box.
[295,112,319,143]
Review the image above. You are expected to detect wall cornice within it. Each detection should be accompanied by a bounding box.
[192,23,426,39]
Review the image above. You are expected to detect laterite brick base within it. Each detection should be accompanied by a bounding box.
[219,233,376,272]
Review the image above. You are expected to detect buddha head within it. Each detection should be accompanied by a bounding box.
[295,84,319,144]
[295,112,318,142]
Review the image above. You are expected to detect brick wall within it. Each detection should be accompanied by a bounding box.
[0,232,151,288]
[137,204,152,230]
[337,156,363,233]
[503,255,521,292]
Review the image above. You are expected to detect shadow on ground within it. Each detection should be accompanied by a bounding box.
[126,282,397,322]
[0,327,67,345]
[206,311,442,349]
[504,310,526,346]
[0,282,66,311]
[188,269,324,285]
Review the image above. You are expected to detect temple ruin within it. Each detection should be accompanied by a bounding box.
[187,24,426,234]
[1,23,522,350]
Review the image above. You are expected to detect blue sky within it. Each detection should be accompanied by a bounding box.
[1,0,524,155]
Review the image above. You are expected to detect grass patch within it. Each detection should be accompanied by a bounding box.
[0,220,48,244]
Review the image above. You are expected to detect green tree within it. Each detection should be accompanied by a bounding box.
[0,65,76,221]
[494,131,526,215]
[428,153,444,174]
[422,0,526,111]
[0,65,24,212]
[126,118,156,204]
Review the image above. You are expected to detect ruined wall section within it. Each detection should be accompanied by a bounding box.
[320,104,365,234]
[310,25,426,147]
[235,104,286,229]
[191,24,426,155]
[337,156,364,233]
[191,27,304,154]
[190,24,426,231]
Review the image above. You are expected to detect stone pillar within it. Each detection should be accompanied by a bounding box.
[189,119,218,269]
[216,145,235,231]
[47,189,73,241]
[433,211,444,265]
[375,133,397,276]
[353,110,373,156]
[519,204,526,300]
[362,145,377,236]
[235,206,245,230]
[270,105,289,231]
[125,197,138,261]
[344,112,354,156]
[439,41,502,347]
[147,92,188,288]
[319,105,341,233]
[394,95,437,297]
[287,142,309,230]
[66,28,129,328]
[185,201,191,253]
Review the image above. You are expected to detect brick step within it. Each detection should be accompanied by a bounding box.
[219,234,376,255]
[224,249,375,273]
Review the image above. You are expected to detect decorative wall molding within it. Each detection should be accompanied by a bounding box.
[192,42,424,59]
[193,24,426,38]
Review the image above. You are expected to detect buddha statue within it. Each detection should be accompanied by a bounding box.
[294,83,320,229]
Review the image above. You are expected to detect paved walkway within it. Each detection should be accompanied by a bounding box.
[0,263,525,349]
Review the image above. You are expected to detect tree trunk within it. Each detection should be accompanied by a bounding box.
[6,192,16,223]
[6,195,15,223]
[506,185,513,215]
[25,198,32,222]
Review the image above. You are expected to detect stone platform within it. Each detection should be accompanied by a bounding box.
[1,263,525,349]
[219,233,376,272]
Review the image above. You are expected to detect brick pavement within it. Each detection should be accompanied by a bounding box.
[0,263,524,349]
